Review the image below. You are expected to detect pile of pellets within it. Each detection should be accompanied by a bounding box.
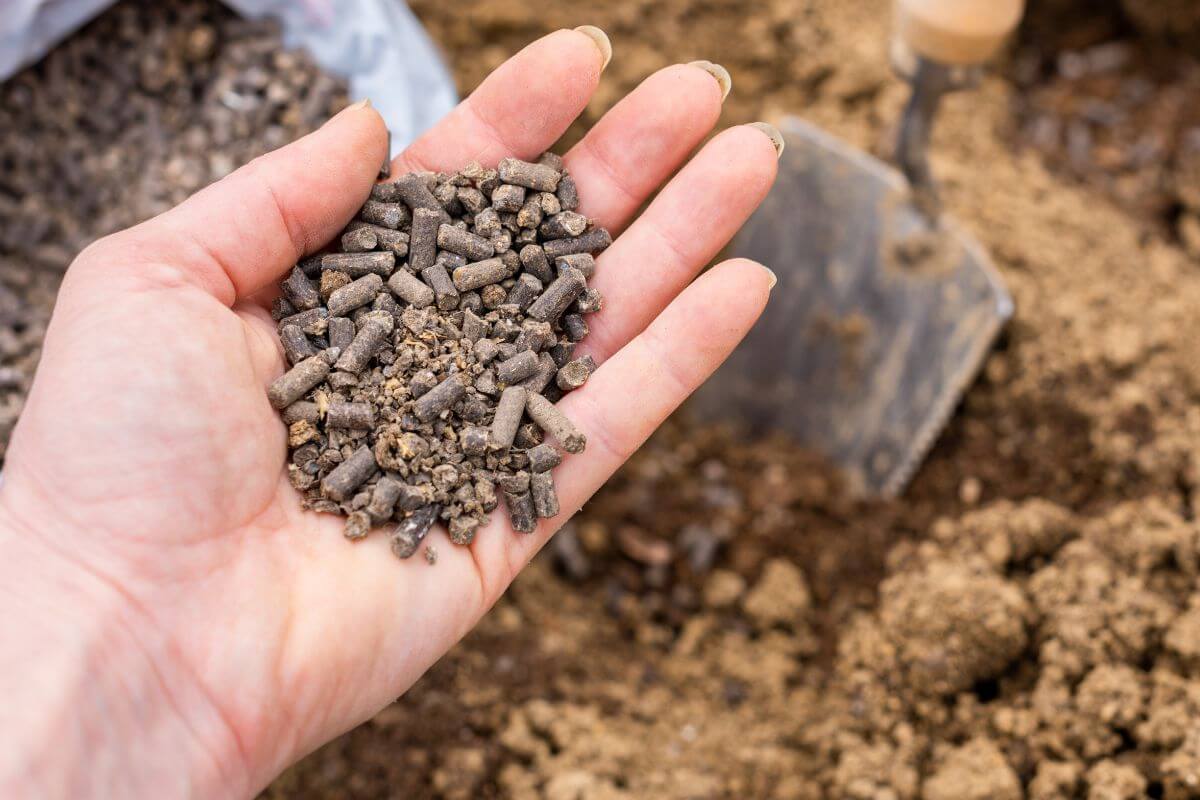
[0,0,348,462]
[268,154,609,558]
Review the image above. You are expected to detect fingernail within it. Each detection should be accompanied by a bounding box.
[574,26,612,72]
[749,122,785,158]
[763,266,777,290]
[689,60,732,101]
[349,98,373,111]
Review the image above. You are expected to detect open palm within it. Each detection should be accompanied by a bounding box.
[0,29,778,796]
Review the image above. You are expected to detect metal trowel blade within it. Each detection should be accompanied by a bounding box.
[690,117,1012,498]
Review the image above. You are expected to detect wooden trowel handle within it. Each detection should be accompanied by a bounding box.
[894,0,1024,66]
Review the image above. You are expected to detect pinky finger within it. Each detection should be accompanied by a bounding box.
[470,258,775,598]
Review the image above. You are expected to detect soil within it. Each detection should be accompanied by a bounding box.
[7,0,1200,798]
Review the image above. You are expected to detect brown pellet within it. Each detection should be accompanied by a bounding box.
[461,426,489,456]
[556,355,595,391]
[555,253,595,278]
[531,471,559,518]
[520,352,558,394]
[395,174,449,221]
[574,287,604,314]
[518,244,554,284]
[448,515,480,545]
[396,483,431,513]
[526,442,562,473]
[505,490,537,533]
[506,273,543,310]
[360,200,408,229]
[517,194,544,229]
[282,401,320,426]
[496,350,540,386]
[474,338,500,364]
[414,373,468,421]
[344,511,371,540]
[272,296,296,321]
[491,183,526,213]
[525,392,586,454]
[462,309,487,342]
[563,313,589,343]
[321,445,378,502]
[367,477,403,521]
[537,152,565,171]
[349,221,409,256]
[387,269,435,308]
[370,181,402,202]
[326,401,375,429]
[490,386,527,450]
[328,316,355,351]
[542,227,611,259]
[390,504,440,559]
[268,355,330,409]
[321,251,395,279]
[341,226,377,252]
[298,254,325,279]
[549,340,576,368]
[327,272,383,317]
[420,264,459,311]
[281,266,320,311]
[437,224,494,261]
[280,324,315,365]
[527,268,587,323]
[556,173,579,211]
[409,207,441,271]
[452,257,508,292]
[498,157,562,192]
[540,211,588,239]
[335,318,390,374]
[278,307,328,335]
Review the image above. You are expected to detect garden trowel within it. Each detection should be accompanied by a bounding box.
[692,0,1025,497]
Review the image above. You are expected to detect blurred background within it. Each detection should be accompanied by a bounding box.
[6,1,1200,797]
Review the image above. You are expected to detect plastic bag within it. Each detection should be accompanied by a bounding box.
[0,0,458,154]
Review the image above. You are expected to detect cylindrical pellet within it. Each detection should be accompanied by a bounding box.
[539,211,588,239]
[328,317,355,352]
[525,392,586,454]
[413,373,467,421]
[491,184,526,213]
[517,194,544,229]
[556,173,579,211]
[335,318,389,374]
[555,253,595,278]
[489,386,527,450]
[370,181,402,202]
[531,471,559,519]
[326,401,375,429]
[282,401,320,426]
[537,151,564,171]
[420,264,459,311]
[556,356,595,391]
[519,352,557,394]
[341,227,378,252]
[526,442,562,473]
[460,426,489,456]
[520,244,554,284]
[549,340,576,368]
[349,221,409,256]
[281,266,320,310]
[359,200,408,229]
[527,268,586,323]
[498,157,562,192]
[297,254,325,278]
[574,287,604,314]
[505,490,537,533]
[410,207,441,271]
[321,252,395,278]
[563,313,589,343]
[496,350,539,386]
[387,270,435,308]
[542,227,612,259]
[452,257,508,292]
[462,309,487,342]
[279,324,315,365]
[437,224,494,261]
[321,445,378,502]
[268,355,330,409]
[367,477,403,521]
[506,273,543,311]
[278,307,328,335]
[390,504,441,559]
[473,338,500,365]
[327,273,383,317]
[395,173,448,220]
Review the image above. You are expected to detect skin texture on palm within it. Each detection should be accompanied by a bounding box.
[0,28,779,797]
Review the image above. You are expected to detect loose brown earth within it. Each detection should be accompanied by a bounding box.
[6,0,1200,797]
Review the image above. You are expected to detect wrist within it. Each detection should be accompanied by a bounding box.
[0,497,251,798]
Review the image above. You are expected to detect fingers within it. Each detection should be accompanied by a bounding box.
[393,28,608,173]
[105,103,388,306]
[470,259,775,601]
[564,62,727,233]
[580,124,781,364]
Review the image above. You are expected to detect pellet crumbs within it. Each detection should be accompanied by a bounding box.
[267,153,609,558]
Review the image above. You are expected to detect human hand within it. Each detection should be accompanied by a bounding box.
[0,28,779,797]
